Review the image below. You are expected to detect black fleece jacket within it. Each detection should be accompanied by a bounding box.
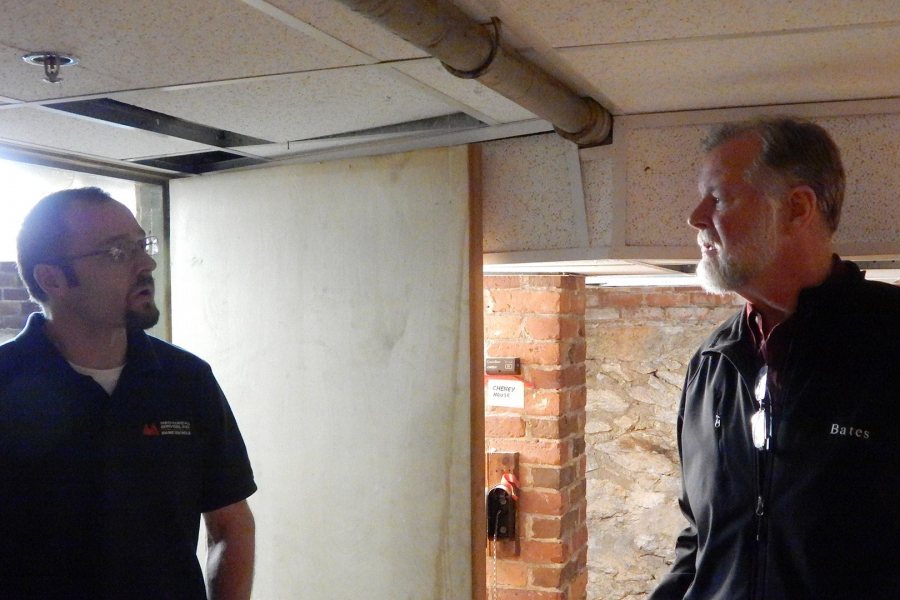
[650,260,900,600]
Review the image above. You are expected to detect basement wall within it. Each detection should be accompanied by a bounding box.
[168,147,472,600]
[584,287,742,599]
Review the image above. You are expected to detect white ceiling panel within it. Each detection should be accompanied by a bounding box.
[0,0,366,102]
[562,25,900,114]
[392,58,537,123]
[112,66,460,143]
[502,0,900,47]
[265,0,427,61]
[0,106,209,160]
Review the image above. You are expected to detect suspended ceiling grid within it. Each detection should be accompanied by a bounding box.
[0,0,898,281]
[0,0,896,174]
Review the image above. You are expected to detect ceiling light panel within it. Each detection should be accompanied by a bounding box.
[561,26,900,114]
[0,0,367,102]
[112,66,464,143]
[0,106,209,161]
[503,0,900,47]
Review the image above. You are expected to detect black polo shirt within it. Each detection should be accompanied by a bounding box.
[0,313,256,599]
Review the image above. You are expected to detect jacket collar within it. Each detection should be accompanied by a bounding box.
[701,257,863,375]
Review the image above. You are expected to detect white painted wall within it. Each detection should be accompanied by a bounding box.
[169,147,472,600]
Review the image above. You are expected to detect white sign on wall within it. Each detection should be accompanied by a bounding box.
[486,378,525,408]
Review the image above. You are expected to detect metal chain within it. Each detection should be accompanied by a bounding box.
[490,512,501,600]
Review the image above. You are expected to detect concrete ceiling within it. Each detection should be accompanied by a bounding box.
[0,0,897,176]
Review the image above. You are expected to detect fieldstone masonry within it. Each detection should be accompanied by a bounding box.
[583,286,742,600]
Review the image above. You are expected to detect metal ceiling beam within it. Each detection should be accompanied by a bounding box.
[333,0,612,147]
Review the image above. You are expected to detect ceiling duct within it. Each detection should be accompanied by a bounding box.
[334,0,612,147]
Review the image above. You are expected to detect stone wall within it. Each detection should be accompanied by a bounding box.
[583,286,742,599]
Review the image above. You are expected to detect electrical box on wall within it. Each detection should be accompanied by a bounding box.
[485,357,520,375]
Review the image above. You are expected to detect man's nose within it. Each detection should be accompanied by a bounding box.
[688,197,712,230]
[135,249,157,272]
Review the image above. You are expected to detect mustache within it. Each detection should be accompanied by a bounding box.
[133,275,155,289]
[698,231,718,246]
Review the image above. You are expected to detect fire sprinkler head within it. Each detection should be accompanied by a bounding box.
[22,52,79,84]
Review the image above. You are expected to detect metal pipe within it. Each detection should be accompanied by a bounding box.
[335,0,612,146]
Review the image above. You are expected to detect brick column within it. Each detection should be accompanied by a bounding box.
[0,262,36,332]
[483,275,588,600]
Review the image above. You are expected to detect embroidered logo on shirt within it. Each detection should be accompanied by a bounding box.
[829,423,871,440]
[142,421,191,436]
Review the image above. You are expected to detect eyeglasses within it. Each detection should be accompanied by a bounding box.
[751,365,772,451]
[56,236,159,264]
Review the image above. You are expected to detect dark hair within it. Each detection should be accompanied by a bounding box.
[704,117,845,232]
[17,187,115,302]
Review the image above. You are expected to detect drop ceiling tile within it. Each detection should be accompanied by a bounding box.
[0,0,365,102]
[562,26,900,114]
[392,58,537,123]
[266,0,427,61]
[112,66,460,143]
[0,106,209,160]
[503,0,900,47]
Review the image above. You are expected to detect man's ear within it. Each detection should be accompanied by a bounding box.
[33,263,67,299]
[784,185,820,231]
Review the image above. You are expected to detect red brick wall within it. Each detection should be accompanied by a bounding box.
[0,262,36,333]
[484,275,588,600]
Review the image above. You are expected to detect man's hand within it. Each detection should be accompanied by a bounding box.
[204,500,255,600]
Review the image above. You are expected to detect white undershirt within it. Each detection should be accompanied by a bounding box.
[69,362,126,395]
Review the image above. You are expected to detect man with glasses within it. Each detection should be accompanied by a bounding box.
[0,187,256,599]
[649,117,900,599]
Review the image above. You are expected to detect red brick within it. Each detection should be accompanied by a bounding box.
[484,275,527,290]
[1,287,29,301]
[488,438,569,466]
[526,390,562,416]
[564,292,586,316]
[564,387,587,412]
[532,557,579,590]
[489,289,564,313]
[0,302,20,316]
[596,290,644,308]
[526,415,576,440]
[566,480,587,506]
[567,570,588,600]
[644,291,693,307]
[495,590,564,600]
[487,560,528,586]
[523,316,563,340]
[519,489,565,516]
[529,364,585,391]
[565,341,586,365]
[566,525,588,557]
[690,290,740,306]
[0,272,21,288]
[531,515,562,539]
[485,314,524,338]
[521,540,568,564]
[487,341,561,366]
[486,414,526,438]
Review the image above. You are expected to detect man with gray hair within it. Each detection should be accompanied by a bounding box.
[649,117,900,599]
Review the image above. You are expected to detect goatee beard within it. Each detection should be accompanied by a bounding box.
[126,305,160,330]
